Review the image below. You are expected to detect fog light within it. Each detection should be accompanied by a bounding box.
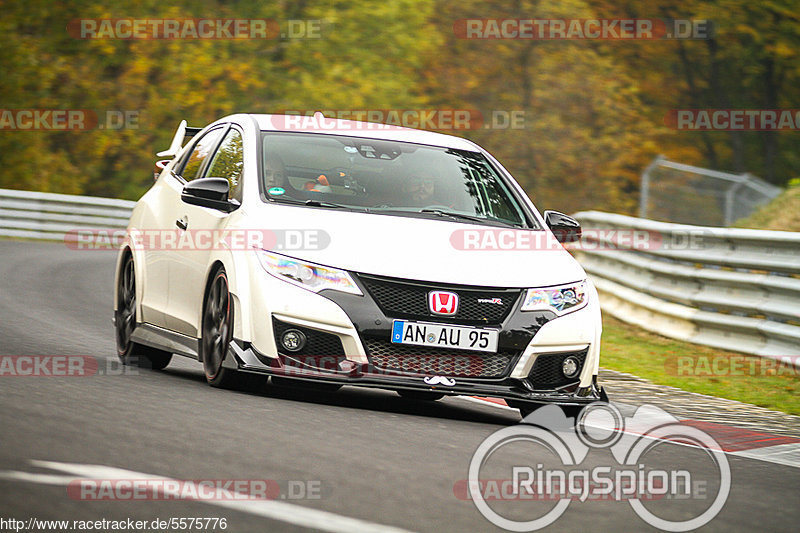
[562,356,580,378]
[281,329,306,352]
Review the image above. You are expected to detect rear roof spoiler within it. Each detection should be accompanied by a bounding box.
[156,120,202,158]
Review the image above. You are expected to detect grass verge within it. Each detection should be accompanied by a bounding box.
[600,315,800,415]
[734,178,800,231]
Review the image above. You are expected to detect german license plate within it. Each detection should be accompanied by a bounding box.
[391,320,498,353]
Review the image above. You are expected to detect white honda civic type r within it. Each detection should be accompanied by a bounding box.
[114,113,607,418]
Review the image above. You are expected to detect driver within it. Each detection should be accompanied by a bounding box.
[403,175,436,206]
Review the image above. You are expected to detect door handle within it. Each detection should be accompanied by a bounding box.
[176,217,188,230]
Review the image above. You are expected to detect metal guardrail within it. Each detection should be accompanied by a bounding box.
[572,211,800,360]
[0,188,134,242]
[1,188,797,360]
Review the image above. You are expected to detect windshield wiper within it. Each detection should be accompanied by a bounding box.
[419,209,521,227]
[305,199,370,212]
[268,197,363,210]
[304,199,346,208]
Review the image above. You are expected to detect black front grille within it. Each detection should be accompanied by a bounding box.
[358,274,520,325]
[272,318,345,357]
[365,339,518,378]
[528,349,588,390]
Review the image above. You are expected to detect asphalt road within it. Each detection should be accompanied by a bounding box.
[0,240,798,532]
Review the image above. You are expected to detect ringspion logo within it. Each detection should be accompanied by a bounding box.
[466,404,730,531]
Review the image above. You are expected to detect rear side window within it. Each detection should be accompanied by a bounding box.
[180,127,225,181]
[206,129,244,202]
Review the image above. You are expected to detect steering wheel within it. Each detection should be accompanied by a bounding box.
[422,204,453,211]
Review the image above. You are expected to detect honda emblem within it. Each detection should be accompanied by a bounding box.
[428,291,459,315]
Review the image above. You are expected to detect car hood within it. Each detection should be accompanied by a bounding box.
[244,203,586,288]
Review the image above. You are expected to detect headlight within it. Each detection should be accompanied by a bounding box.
[255,250,362,295]
[521,281,588,315]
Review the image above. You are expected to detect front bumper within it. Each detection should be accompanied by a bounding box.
[225,339,608,406]
[226,269,605,407]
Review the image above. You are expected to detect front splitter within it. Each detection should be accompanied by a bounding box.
[228,342,607,407]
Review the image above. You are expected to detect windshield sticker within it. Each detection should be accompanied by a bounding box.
[268,187,285,196]
[344,146,358,153]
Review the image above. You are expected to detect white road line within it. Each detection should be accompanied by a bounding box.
[0,460,415,533]
[0,471,79,484]
[730,443,800,468]
[460,397,800,469]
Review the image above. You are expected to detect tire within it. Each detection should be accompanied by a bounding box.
[397,390,445,401]
[201,267,262,391]
[115,254,172,370]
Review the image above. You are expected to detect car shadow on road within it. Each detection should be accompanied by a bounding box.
[265,383,520,426]
[159,365,519,426]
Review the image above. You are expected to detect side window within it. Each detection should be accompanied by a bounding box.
[180,128,225,181]
[205,129,244,202]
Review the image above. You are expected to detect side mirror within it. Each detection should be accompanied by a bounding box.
[181,177,237,212]
[543,210,581,243]
[154,160,170,181]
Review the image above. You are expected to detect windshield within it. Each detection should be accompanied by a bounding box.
[260,132,535,228]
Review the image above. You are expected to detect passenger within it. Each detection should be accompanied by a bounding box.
[303,174,332,193]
